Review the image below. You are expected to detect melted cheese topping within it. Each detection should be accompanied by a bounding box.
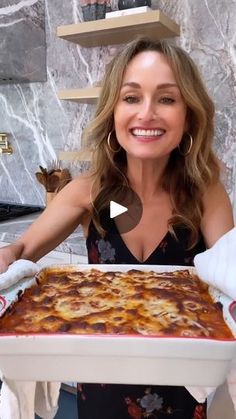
[0,268,233,339]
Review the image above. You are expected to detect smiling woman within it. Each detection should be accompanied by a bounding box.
[85,38,223,251]
[0,37,234,419]
[113,51,187,160]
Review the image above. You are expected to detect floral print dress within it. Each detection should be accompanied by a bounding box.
[77,216,207,419]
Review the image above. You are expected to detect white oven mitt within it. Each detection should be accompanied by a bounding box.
[0,376,61,419]
[189,227,236,413]
[0,260,60,419]
[194,227,236,300]
[0,259,39,291]
[186,357,236,414]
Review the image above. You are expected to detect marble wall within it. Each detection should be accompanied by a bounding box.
[0,0,46,83]
[0,0,235,220]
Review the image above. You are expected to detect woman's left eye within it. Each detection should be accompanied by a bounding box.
[123,96,139,104]
[159,97,175,104]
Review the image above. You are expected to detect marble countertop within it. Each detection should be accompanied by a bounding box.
[0,213,87,256]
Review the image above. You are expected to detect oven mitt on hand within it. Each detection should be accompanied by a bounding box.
[0,259,39,291]
[186,357,236,414]
[194,227,236,300]
[191,227,236,410]
[0,374,61,419]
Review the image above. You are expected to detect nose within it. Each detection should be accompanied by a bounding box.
[137,100,156,121]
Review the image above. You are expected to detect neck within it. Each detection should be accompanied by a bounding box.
[126,156,169,202]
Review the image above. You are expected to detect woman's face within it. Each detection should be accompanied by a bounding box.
[113,51,187,161]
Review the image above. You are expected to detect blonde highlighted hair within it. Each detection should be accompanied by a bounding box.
[83,37,220,246]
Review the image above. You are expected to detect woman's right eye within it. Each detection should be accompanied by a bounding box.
[123,95,139,104]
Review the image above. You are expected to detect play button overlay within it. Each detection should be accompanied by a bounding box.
[110,201,128,218]
[95,186,143,234]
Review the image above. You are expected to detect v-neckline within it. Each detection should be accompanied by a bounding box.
[113,220,170,264]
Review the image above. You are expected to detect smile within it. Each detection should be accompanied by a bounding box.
[131,128,165,137]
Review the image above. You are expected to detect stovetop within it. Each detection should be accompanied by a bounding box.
[0,203,44,222]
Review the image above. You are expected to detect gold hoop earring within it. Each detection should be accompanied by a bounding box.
[107,131,121,153]
[178,133,193,156]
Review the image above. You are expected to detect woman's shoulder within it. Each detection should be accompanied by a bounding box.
[201,180,234,247]
[202,180,232,210]
[57,171,94,211]
[71,171,94,190]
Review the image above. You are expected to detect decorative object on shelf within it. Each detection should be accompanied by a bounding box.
[80,0,111,21]
[118,0,151,10]
[35,165,72,206]
[106,5,151,18]
[0,133,13,155]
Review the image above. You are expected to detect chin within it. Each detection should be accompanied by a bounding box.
[128,151,160,161]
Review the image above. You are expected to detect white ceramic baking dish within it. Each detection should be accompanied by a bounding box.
[0,264,236,386]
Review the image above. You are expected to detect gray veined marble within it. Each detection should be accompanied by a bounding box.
[0,0,235,224]
[0,0,46,84]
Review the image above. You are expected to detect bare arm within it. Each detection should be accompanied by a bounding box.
[201,181,234,248]
[0,175,92,272]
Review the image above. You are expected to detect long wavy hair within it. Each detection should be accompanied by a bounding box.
[83,37,220,246]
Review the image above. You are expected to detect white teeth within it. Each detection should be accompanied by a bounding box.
[132,129,165,137]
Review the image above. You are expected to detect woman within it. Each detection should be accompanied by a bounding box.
[0,38,234,418]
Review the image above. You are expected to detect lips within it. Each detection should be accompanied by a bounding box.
[131,128,165,137]
[130,128,166,142]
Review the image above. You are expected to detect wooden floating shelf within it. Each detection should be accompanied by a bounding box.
[58,87,101,103]
[59,150,92,162]
[57,10,180,47]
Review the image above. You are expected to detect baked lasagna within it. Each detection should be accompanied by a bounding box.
[0,268,233,338]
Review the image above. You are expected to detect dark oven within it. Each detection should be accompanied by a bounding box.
[0,203,43,222]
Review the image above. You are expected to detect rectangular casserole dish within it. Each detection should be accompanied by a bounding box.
[0,264,236,386]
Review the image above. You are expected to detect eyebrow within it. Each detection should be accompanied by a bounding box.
[121,82,178,90]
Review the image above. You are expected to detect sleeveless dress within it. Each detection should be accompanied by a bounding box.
[77,216,207,419]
